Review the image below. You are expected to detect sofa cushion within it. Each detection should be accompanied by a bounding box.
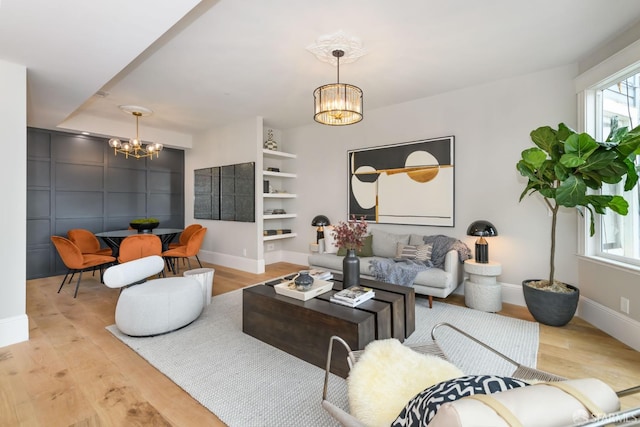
[337,234,374,257]
[371,229,410,257]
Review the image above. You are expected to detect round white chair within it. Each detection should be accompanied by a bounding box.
[103,255,204,336]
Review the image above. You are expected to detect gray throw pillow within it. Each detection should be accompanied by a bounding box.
[371,229,410,257]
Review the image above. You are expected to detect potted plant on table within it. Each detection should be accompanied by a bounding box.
[332,216,368,287]
[129,217,160,233]
[516,119,640,326]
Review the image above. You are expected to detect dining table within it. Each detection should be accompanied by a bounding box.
[95,228,183,258]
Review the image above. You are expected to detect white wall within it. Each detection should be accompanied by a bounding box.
[0,60,28,347]
[184,116,265,273]
[282,65,580,288]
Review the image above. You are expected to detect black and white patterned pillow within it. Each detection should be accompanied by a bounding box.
[391,375,529,426]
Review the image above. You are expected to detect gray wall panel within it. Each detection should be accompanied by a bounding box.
[27,190,50,217]
[27,219,51,245]
[56,163,104,191]
[55,191,104,218]
[106,192,147,216]
[54,134,104,163]
[107,168,146,192]
[28,160,51,187]
[27,128,185,279]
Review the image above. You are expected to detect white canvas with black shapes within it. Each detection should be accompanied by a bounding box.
[348,136,454,226]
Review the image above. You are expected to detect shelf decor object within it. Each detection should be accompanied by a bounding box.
[108,105,163,160]
[264,129,278,150]
[466,220,498,263]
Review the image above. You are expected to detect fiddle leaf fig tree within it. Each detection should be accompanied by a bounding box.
[517,119,640,287]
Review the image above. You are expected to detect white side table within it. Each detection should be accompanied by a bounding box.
[464,260,502,312]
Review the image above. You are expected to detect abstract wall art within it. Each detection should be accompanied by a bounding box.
[348,136,454,226]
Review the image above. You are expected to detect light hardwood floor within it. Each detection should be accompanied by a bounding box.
[2,260,639,426]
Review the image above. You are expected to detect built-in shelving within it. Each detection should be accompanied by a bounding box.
[263,149,296,160]
[263,213,297,220]
[261,143,297,251]
[263,233,298,241]
[263,170,296,179]
[264,193,296,198]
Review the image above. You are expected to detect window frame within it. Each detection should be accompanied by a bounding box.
[576,39,640,270]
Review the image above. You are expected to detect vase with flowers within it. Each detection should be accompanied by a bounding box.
[332,215,368,287]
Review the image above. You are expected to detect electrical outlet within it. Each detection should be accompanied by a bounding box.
[243,248,247,257]
[621,297,630,314]
[266,243,275,251]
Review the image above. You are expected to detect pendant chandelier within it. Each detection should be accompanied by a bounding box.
[108,106,163,159]
[313,49,363,126]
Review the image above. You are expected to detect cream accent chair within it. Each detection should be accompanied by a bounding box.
[103,255,203,336]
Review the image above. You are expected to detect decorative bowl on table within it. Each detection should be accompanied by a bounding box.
[129,218,160,234]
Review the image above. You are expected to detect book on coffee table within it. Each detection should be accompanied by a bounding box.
[330,286,375,307]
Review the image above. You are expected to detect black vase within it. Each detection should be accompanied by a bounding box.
[343,249,360,287]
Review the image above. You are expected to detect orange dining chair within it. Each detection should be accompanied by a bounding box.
[168,223,202,249]
[51,236,116,298]
[163,227,207,274]
[118,234,165,276]
[67,228,113,256]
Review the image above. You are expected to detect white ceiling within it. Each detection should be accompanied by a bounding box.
[3,0,640,144]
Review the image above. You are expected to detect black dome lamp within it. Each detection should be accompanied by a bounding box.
[311,215,330,243]
[466,220,498,263]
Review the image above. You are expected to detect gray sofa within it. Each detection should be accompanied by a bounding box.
[308,228,468,307]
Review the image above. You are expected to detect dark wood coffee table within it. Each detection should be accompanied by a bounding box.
[242,274,415,378]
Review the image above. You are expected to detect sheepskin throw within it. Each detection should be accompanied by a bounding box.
[347,339,464,427]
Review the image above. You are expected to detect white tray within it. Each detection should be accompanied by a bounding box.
[274,279,334,301]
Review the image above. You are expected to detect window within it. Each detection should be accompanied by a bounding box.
[585,70,640,267]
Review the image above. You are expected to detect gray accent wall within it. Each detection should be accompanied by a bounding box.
[27,128,185,279]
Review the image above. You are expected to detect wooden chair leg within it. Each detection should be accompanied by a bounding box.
[429,295,433,308]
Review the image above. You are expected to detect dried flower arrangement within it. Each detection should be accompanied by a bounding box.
[332,215,368,250]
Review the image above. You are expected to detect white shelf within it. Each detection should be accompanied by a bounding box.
[263,233,297,241]
[263,170,296,178]
[263,213,297,220]
[264,193,296,198]
[263,149,296,159]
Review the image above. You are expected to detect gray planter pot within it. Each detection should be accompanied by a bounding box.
[522,280,579,327]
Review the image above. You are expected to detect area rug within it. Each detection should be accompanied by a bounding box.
[106,288,539,426]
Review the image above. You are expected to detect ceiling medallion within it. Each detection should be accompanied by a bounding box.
[306,30,367,65]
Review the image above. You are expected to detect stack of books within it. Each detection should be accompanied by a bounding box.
[308,269,333,281]
[330,286,375,307]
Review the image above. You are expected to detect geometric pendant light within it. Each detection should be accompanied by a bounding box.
[107,105,163,159]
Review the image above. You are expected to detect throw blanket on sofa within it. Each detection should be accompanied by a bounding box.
[421,235,472,269]
[369,258,432,286]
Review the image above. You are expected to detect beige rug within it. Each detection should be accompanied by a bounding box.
[107,287,538,426]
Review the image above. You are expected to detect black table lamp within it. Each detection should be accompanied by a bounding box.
[311,215,330,243]
[466,220,498,263]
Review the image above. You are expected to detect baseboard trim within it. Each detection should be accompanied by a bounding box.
[199,250,264,274]
[577,297,640,351]
[0,314,29,348]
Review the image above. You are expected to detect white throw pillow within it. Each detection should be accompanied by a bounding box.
[322,225,338,254]
[347,339,463,427]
